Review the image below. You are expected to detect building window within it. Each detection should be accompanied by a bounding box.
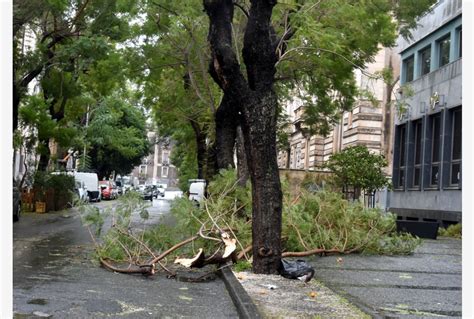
[419,45,431,76]
[402,55,414,83]
[162,151,169,165]
[450,109,461,185]
[457,28,462,58]
[139,164,147,175]
[437,35,450,67]
[412,120,423,188]
[429,114,441,187]
[162,166,168,178]
[295,147,301,168]
[393,124,407,189]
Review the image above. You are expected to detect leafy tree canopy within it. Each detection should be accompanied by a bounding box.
[324,145,391,192]
[87,93,150,179]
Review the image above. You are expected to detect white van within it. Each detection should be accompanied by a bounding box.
[188,179,206,202]
[74,172,101,202]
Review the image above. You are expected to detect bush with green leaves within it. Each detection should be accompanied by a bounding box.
[32,171,75,209]
[438,223,462,238]
[324,145,391,193]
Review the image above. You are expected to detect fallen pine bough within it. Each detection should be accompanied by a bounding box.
[80,171,421,279]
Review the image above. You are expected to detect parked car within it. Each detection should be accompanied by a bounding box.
[13,180,21,222]
[99,180,117,200]
[151,185,165,198]
[140,185,154,201]
[115,180,123,195]
[188,179,206,203]
[74,172,101,202]
[74,180,89,202]
[122,183,133,194]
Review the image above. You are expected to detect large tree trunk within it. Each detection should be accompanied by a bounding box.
[204,0,283,274]
[215,94,237,170]
[236,125,249,186]
[37,137,51,171]
[240,92,282,274]
[190,120,208,180]
[13,83,20,132]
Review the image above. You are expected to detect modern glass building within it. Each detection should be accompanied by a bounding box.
[389,0,462,226]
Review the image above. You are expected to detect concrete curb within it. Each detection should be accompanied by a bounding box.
[218,267,263,319]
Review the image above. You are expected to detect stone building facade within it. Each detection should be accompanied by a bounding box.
[130,131,178,187]
[278,46,399,174]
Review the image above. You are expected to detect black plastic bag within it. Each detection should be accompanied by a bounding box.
[279,259,315,282]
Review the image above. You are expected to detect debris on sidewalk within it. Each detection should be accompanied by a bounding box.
[236,271,369,319]
[280,259,315,282]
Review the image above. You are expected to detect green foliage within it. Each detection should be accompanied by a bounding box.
[81,191,178,262]
[87,94,150,179]
[396,84,415,120]
[438,224,462,239]
[325,145,391,192]
[283,191,421,255]
[170,169,253,254]
[32,171,75,206]
[82,169,420,265]
[172,169,420,258]
[233,260,252,272]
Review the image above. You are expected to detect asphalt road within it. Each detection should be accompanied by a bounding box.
[13,195,238,318]
[308,238,462,318]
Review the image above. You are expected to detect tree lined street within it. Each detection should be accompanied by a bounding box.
[11,0,465,318]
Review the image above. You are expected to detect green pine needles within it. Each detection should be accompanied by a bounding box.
[81,169,421,266]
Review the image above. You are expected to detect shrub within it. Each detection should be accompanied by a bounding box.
[32,171,75,210]
[324,145,391,193]
[438,223,462,238]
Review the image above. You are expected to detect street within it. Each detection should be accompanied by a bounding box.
[13,196,239,318]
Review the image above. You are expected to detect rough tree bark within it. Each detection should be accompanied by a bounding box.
[214,94,238,170]
[190,120,209,180]
[236,125,249,186]
[204,0,283,274]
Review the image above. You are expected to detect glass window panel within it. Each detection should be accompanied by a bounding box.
[438,36,450,67]
[451,163,460,185]
[399,169,405,187]
[431,165,439,185]
[414,168,421,187]
[404,56,414,82]
[414,121,422,164]
[459,29,462,58]
[400,126,406,166]
[452,110,462,160]
[432,115,441,163]
[420,46,431,75]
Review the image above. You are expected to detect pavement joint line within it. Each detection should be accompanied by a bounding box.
[413,252,462,256]
[381,308,462,318]
[319,281,386,319]
[218,267,262,319]
[326,283,462,291]
[315,267,461,275]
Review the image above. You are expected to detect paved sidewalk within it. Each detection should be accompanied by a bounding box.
[308,238,462,318]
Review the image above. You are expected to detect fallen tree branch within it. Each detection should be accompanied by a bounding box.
[237,245,252,260]
[115,226,176,276]
[100,258,155,276]
[149,235,198,265]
